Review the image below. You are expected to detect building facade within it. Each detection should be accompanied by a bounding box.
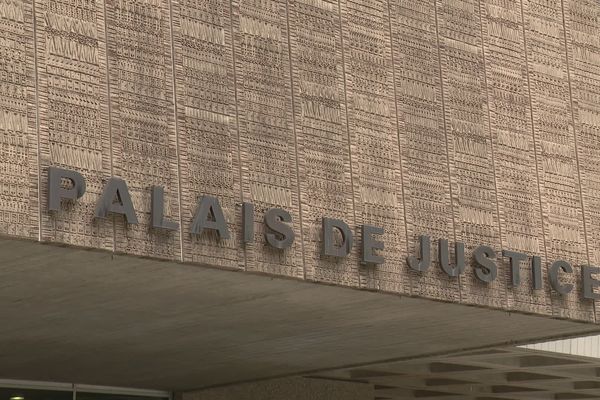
[1,0,600,397]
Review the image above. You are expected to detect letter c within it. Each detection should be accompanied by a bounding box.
[549,260,573,295]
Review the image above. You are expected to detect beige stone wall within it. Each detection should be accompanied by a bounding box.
[0,0,599,321]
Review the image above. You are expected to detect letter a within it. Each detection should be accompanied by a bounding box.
[191,196,230,239]
[95,177,138,224]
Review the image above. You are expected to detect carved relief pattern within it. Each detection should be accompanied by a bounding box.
[389,0,458,301]
[232,0,304,277]
[36,0,113,249]
[340,0,407,293]
[104,0,180,260]
[436,0,504,308]
[479,0,551,315]
[522,0,592,321]
[172,0,243,268]
[287,0,358,285]
[0,0,37,238]
[563,0,600,320]
[1,0,599,319]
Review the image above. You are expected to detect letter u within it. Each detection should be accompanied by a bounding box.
[439,239,465,277]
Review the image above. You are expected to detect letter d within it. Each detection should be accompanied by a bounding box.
[322,217,353,258]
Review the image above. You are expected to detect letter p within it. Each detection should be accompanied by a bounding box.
[48,167,86,211]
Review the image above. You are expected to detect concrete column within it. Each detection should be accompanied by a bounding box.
[180,377,374,400]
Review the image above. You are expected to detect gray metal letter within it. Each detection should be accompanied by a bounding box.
[549,260,573,295]
[151,186,178,230]
[322,218,353,258]
[439,239,465,277]
[362,225,384,265]
[503,250,527,287]
[190,196,230,239]
[243,202,254,244]
[48,167,86,211]
[532,255,543,290]
[407,235,431,272]
[95,177,138,224]
[473,245,497,283]
[264,208,294,249]
[582,266,600,300]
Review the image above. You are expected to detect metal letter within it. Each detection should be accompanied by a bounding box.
[322,218,353,258]
[243,202,254,244]
[48,167,86,211]
[582,266,600,300]
[503,250,527,287]
[151,186,178,230]
[190,196,230,239]
[362,225,384,265]
[407,235,431,272]
[473,245,497,283]
[549,260,573,295]
[95,177,138,224]
[439,239,465,277]
[264,208,294,249]
[532,255,543,290]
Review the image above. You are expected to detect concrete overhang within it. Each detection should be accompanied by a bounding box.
[312,346,600,400]
[0,238,599,391]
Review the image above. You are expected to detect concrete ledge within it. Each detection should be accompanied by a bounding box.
[0,238,599,390]
[180,377,373,400]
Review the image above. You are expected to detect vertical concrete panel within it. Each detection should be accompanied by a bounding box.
[563,0,600,319]
[436,0,505,308]
[232,0,304,277]
[287,0,359,285]
[171,0,244,269]
[479,0,552,315]
[36,0,113,250]
[522,0,592,321]
[389,0,459,301]
[340,0,408,293]
[0,0,38,239]
[104,0,181,260]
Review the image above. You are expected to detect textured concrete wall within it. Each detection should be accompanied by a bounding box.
[180,377,373,400]
[0,0,599,321]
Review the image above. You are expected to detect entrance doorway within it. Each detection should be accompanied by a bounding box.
[0,380,169,400]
